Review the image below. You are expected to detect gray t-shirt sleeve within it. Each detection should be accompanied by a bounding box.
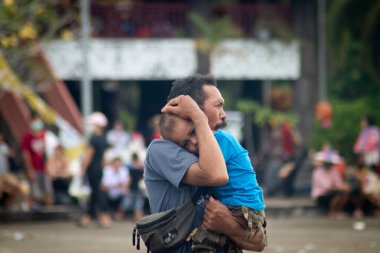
[145,140,199,188]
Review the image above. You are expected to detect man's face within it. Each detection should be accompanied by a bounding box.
[202,85,227,131]
[168,118,198,155]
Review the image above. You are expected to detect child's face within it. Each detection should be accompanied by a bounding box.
[168,118,199,155]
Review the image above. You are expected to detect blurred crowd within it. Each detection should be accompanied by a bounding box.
[260,114,380,219]
[310,115,380,219]
[0,111,161,228]
[1,110,379,222]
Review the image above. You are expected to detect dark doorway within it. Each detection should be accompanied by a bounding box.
[242,80,263,153]
[138,80,172,145]
[64,81,81,109]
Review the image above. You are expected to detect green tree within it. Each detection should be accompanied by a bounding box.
[327,0,380,99]
[0,0,78,84]
[310,98,373,163]
[310,0,380,163]
[187,0,242,73]
[237,99,298,128]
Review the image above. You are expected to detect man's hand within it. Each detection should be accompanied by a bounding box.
[203,197,267,252]
[161,95,205,122]
[203,197,241,233]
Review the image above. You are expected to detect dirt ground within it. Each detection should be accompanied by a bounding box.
[1,217,379,253]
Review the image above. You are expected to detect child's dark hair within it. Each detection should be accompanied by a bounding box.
[159,113,181,140]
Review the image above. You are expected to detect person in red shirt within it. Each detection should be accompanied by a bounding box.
[21,113,53,208]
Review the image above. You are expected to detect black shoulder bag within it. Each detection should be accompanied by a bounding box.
[133,189,203,253]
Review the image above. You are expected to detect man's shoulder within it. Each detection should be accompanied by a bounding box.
[148,139,198,164]
[214,130,238,144]
[215,129,234,138]
[146,139,179,163]
[145,139,198,174]
[147,138,180,152]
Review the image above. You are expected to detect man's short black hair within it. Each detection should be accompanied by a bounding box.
[167,74,217,108]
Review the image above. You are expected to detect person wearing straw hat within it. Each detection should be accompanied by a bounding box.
[311,145,350,219]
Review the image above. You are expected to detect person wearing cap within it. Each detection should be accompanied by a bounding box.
[78,112,112,228]
[311,146,350,219]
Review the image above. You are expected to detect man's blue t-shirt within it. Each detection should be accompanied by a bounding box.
[213,130,265,211]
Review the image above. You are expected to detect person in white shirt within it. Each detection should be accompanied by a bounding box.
[0,132,10,176]
[106,120,130,149]
[101,156,129,220]
[0,131,31,211]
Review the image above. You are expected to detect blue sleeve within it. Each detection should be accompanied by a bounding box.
[145,140,199,189]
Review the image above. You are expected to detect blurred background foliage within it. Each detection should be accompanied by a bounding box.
[0,0,78,47]
[309,0,380,163]
[310,98,372,163]
[0,0,78,85]
[188,11,242,54]
[1,0,379,165]
[237,99,298,128]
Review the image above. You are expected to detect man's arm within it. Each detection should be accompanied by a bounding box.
[162,95,228,186]
[22,151,35,181]
[203,197,266,252]
[80,145,94,176]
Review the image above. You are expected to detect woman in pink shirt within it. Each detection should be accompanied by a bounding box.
[354,115,380,168]
[311,153,350,219]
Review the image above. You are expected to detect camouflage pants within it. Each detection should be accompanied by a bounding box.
[189,206,267,253]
